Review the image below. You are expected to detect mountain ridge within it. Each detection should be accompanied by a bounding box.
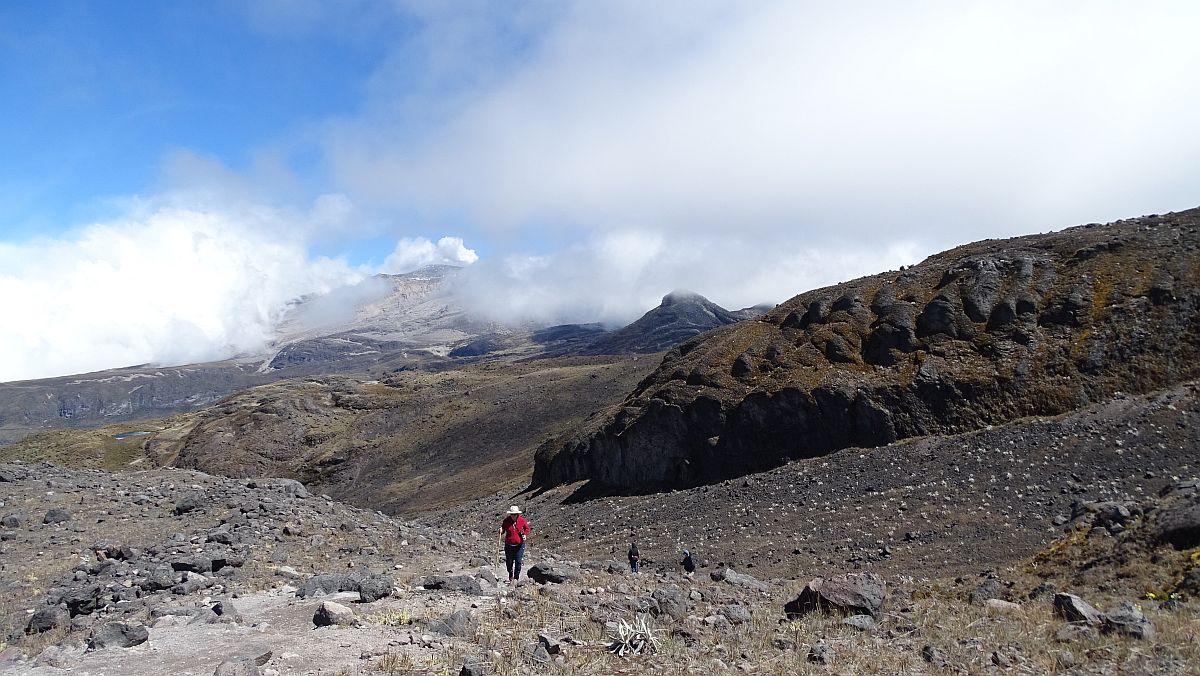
[532,208,1200,492]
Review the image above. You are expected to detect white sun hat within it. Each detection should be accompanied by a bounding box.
[507,505,522,514]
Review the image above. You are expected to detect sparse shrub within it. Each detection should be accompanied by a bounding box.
[367,609,414,627]
[375,651,415,674]
[608,615,661,656]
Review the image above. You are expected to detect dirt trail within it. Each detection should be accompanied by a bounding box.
[5,582,512,676]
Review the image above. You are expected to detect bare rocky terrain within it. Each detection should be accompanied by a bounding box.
[2,208,1199,674]
[535,209,1200,492]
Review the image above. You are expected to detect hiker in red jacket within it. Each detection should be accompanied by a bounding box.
[500,505,531,583]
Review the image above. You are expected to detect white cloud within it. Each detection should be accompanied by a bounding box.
[329,1,1200,246]
[381,235,478,273]
[0,206,361,382]
[453,229,922,326]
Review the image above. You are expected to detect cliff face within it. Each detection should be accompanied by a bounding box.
[533,209,1200,492]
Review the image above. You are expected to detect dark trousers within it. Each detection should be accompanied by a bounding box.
[505,543,525,580]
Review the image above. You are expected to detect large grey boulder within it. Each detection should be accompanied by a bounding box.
[710,567,768,591]
[785,573,887,618]
[650,586,687,621]
[88,622,149,649]
[526,563,579,584]
[420,575,484,595]
[1052,593,1103,625]
[296,572,362,598]
[141,565,178,592]
[57,584,104,617]
[429,609,478,638]
[26,606,70,634]
[1151,488,1200,549]
[1102,602,1155,640]
[358,575,394,603]
[313,601,357,627]
[43,508,71,524]
[174,492,207,516]
[1,512,28,529]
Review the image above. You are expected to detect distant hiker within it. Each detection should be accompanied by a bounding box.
[680,549,696,576]
[500,505,531,583]
[628,543,640,573]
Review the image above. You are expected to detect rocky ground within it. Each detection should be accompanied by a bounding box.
[446,381,1199,582]
[2,382,1195,673]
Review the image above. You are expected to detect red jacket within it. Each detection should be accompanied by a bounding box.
[501,515,530,545]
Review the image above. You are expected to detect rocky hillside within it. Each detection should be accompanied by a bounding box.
[534,209,1200,491]
[2,356,659,516]
[3,456,1198,675]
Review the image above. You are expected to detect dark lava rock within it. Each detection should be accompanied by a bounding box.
[785,573,887,618]
[26,606,70,634]
[42,508,71,524]
[429,609,478,638]
[1150,487,1200,549]
[358,575,394,603]
[141,566,178,592]
[1102,602,1155,640]
[650,586,687,621]
[526,563,579,584]
[1053,593,1104,625]
[174,492,206,516]
[1,512,28,529]
[420,575,483,595]
[296,573,362,598]
[968,578,1005,605]
[720,604,752,625]
[57,584,104,617]
[1177,568,1200,597]
[88,622,149,649]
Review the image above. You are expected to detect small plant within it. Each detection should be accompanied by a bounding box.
[375,651,415,674]
[608,615,661,656]
[368,609,414,627]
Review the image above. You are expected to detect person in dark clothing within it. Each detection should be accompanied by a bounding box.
[628,543,640,573]
[500,505,530,583]
[680,549,696,576]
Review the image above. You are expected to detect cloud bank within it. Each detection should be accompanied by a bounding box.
[0,205,365,382]
[382,236,478,274]
[454,230,922,327]
[8,2,1200,381]
[332,1,1200,243]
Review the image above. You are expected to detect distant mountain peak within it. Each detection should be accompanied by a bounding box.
[661,289,705,305]
[390,264,463,280]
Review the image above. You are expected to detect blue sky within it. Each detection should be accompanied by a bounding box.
[2,1,1200,381]
[0,1,395,244]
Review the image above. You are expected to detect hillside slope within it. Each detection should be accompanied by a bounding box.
[1,356,659,515]
[534,209,1200,492]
